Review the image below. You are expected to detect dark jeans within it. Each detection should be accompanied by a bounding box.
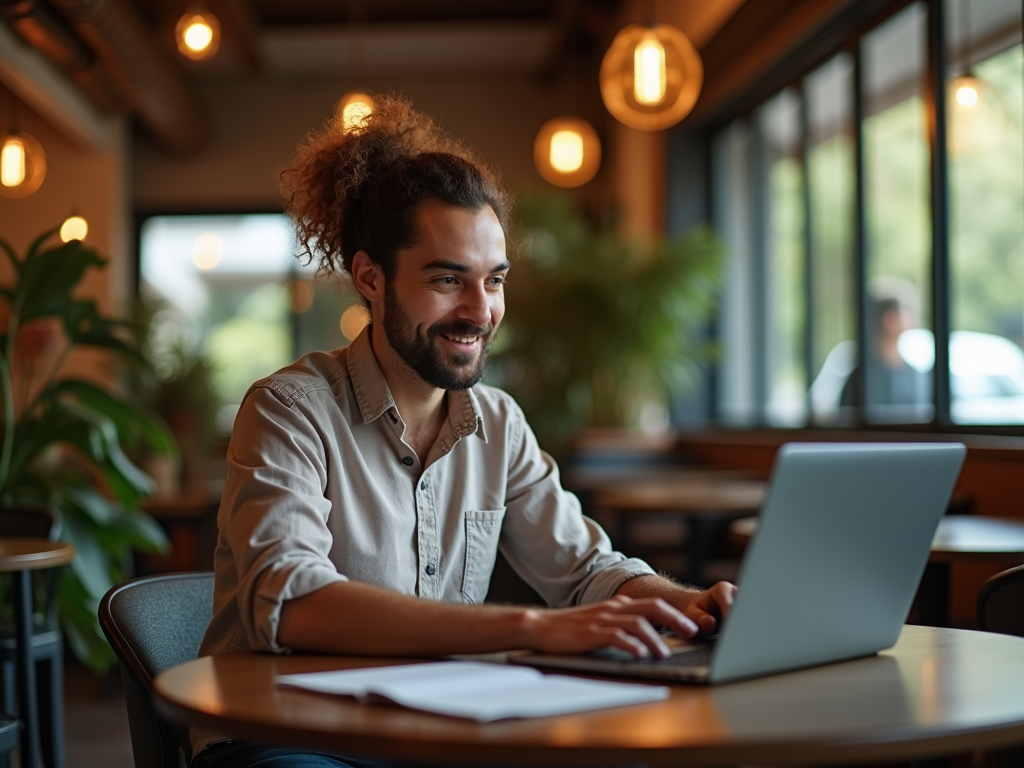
[190,740,411,768]
[191,739,650,768]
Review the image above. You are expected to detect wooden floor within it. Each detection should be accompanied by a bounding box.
[64,660,133,768]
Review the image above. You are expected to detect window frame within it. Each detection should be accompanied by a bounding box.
[676,0,1024,436]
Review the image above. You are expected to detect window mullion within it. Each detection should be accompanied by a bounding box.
[927,0,952,425]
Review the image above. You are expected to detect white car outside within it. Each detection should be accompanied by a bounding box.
[810,329,1024,425]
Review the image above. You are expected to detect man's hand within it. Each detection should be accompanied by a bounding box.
[519,594,698,660]
[615,575,737,638]
[671,581,737,635]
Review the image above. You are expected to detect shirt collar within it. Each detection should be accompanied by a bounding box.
[347,324,487,441]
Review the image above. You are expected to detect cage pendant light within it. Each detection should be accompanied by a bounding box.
[0,97,46,199]
[600,20,702,131]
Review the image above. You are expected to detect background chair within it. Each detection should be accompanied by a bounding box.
[978,563,1024,636]
[98,572,214,768]
[977,564,1024,768]
[0,507,63,768]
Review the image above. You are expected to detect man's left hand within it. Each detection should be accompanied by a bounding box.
[616,575,737,636]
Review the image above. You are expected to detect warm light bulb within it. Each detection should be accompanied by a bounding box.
[955,84,979,108]
[192,232,223,269]
[549,130,584,173]
[1,137,26,188]
[60,215,88,242]
[343,100,372,129]
[176,11,220,60]
[184,20,213,52]
[337,91,374,132]
[340,305,369,341]
[634,35,667,105]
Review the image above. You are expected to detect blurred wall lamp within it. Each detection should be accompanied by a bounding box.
[533,117,601,188]
[600,16,702,131]
[60,215,88,242]
[0,98,46,199]
[176,3,221,60]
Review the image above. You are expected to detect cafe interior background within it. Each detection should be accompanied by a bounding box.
[1,0,1023,761]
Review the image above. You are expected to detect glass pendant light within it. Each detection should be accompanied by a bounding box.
[533,117,601,188]
[176,3,221,61]
[0,97,46,199]
[600,19,702,131]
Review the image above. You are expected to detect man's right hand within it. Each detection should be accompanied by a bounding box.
[518,594,697,659]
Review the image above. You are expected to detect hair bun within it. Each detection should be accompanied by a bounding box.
[281,93,504,280]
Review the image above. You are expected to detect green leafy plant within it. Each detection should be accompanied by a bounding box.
[0,229,171,671]
[491,192,724,452]
[121,295,222,490]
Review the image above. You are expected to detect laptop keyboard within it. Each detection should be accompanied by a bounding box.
[592,643,715,668]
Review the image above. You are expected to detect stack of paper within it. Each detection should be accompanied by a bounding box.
[277,660,669,721]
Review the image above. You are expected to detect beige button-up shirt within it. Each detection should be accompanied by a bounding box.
[198,326,654,661]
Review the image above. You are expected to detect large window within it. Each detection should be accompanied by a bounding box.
[139,213,366,432]
[710,0,1024,428]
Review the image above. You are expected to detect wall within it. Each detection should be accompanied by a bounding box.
[132,69,612,213]
[0,100,129,310]
[0,97,130,386]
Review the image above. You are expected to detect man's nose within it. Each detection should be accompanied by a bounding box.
[458,283,491,326]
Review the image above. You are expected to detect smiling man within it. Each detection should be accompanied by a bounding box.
[191,96,735,768]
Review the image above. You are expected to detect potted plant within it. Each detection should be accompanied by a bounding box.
[490,192,724,453]
[0,229,171,671]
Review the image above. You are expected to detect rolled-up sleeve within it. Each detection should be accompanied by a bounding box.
[221,384,348,652]
[498,403,655,607]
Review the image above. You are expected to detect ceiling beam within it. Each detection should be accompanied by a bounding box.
[0,19,114,149]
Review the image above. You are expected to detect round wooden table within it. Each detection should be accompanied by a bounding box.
[0,538,74,768]
[155,626,1024,767]
[730,515,1024,626]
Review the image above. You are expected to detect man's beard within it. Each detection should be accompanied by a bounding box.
[382,284,496,391]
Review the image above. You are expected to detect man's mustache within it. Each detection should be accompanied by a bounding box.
[429,321,494,339]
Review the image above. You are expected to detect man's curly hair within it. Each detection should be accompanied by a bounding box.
[280,94,511,281]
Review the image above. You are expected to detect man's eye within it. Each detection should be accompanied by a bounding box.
[489,276,506,287]
[438,276,457,285]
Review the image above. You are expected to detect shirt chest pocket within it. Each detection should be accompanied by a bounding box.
[462,508,506,604]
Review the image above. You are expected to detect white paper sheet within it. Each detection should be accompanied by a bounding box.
[277,660,669,721]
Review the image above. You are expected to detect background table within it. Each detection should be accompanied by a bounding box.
[581,470,767,585]
[156,626,1024,767]
[0,538,74,768]
[730,515,1024,625]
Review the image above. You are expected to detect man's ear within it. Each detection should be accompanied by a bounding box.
[351,250,384,304]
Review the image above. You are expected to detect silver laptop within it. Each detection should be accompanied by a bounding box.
[514,442,966,684]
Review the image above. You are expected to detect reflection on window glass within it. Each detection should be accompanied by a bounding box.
[759,89,806,426]
[139,214,361,432]
[861,2,934,423]
[947,0,1024,424]
[712,120,759,426]
[805,53,856,424]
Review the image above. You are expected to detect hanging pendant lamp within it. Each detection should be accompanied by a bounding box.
[0,98,46,199]
[176,2,221,61]
[533,117,601,188]
[600,21,702,131]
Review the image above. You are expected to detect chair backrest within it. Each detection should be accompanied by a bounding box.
[99,572,214,768]
[978,564,1024,637]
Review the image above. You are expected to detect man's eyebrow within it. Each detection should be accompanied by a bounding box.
[422,259,511,273]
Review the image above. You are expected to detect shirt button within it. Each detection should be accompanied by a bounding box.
[425,563,437,576]
[401,456,414,466]
[420,480,427,490]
